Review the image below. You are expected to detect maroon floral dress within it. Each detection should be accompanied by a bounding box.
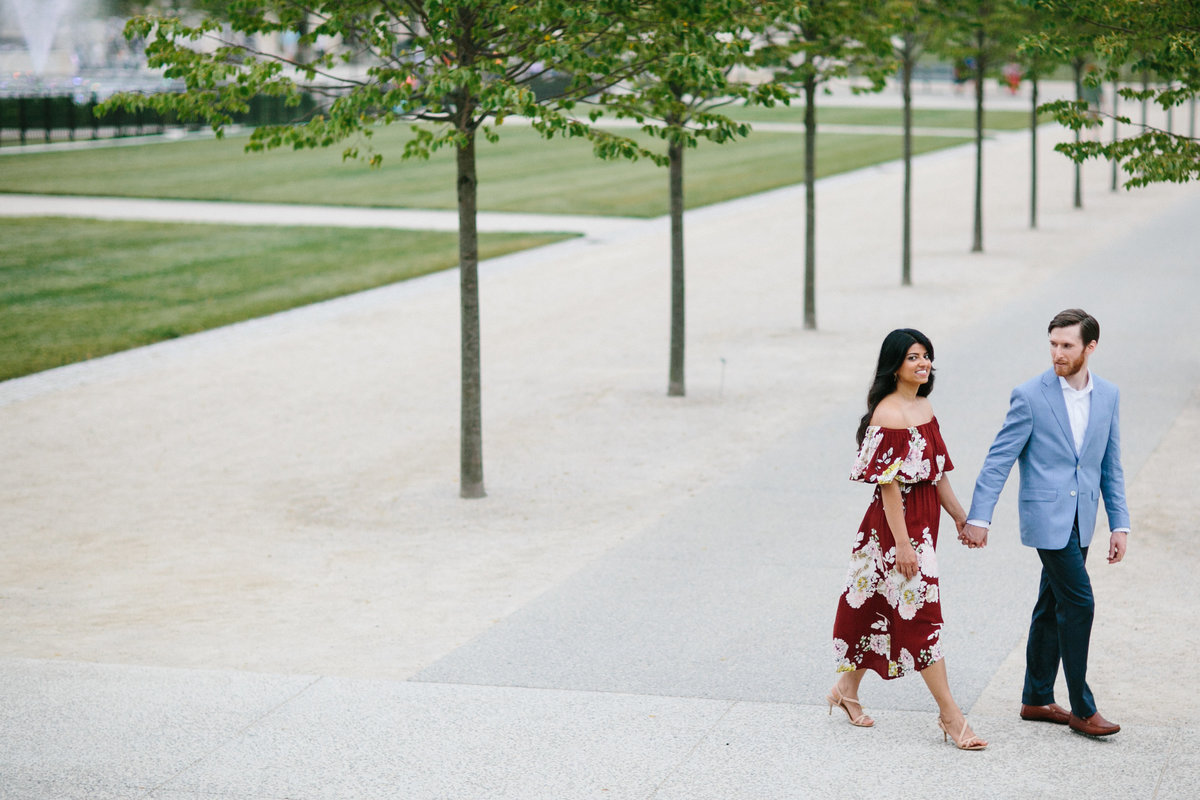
[832,418,953,679]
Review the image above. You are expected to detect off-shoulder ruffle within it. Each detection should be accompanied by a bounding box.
[849,418,953,485]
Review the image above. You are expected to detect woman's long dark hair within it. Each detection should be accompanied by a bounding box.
[855,328,936,445]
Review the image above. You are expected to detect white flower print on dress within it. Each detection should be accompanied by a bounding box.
[925,583,939,604]
[850,429,885,481]
[832,637,855,672]
[868,634,889,656]
[833,638,849,660]
[915,532,939,578]
[894,429,930,482]
[843,547,877,608]
[874,458,902,484]
[927,636,945,665]
[892,571,926,621]
[850,426,939,485]
[881,563,901,608]
[899,647,916,675]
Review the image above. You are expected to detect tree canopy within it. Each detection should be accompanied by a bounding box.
[103,1,690,498]
[1028,0,1200,187]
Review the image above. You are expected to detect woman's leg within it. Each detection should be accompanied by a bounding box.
[919,660,985,745]
[832,669,873,724]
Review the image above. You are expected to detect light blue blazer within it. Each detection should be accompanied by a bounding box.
[967,369,1130,550]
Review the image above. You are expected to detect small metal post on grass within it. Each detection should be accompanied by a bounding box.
[43,96,52,143]
[18,96,27,145]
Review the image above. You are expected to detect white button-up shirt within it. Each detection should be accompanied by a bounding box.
[1059,373,1092,454]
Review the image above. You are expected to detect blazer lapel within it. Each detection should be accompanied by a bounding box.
[1040,369,1077,455]
[1079,375,1109,460]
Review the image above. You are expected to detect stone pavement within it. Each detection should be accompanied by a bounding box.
[0,193,651,239]
[1,79,1199,799]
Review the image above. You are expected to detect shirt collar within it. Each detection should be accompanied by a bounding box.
[1058,371,1093,395]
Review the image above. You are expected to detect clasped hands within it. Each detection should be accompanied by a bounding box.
[956,519,988,549]
[955,521,1128,561]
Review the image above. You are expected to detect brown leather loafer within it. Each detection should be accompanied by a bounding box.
[1068,711,1121,737]
[1020,703,1071,725]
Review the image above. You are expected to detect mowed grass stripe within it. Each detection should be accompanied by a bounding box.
[0,125,971,217]
[726,105,1041,129]
[0,218,571,381]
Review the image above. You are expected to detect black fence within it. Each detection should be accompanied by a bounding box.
[0,93,320,146]
[1,72,580,147]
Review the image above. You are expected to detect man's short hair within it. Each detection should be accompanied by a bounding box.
[1048,308,1099,346]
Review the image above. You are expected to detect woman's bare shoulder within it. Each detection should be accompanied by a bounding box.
[869,398,908,429]
[870,395,935,429]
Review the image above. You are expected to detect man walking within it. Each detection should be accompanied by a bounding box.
[962,309,1129,737]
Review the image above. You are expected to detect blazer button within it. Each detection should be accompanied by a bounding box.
[1070,490,1077,497]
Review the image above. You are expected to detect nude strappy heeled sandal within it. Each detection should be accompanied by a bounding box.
[938,716,987,750]
[826,686,874,727]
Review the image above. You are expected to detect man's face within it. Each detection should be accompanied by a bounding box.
[1049,324,1096,378]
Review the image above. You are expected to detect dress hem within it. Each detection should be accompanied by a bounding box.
[839,654,945,681]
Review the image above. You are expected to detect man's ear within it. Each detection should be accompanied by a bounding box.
[1085,340,1098,355]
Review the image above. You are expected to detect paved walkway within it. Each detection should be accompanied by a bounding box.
[1,80,1198,799]
[0,192,650,238]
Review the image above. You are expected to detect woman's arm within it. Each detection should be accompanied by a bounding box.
[936,475,968,536]
[880,482,918,580]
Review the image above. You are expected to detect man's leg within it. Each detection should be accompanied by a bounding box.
[1034,524,1096,718]
[1022,567,1061,706]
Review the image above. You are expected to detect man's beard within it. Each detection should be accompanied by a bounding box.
[1054,353,1086,377]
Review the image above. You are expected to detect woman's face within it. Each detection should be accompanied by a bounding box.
[896,343,932,387]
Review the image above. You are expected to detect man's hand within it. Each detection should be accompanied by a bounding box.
[961,523,989,549]
[1107,531,1128,564]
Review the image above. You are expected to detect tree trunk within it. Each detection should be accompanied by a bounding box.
[901,36,914,286]
[456,125,485,499]
[971,32,984,253]
[667,136,685,397]
[1072,59,1083,209]
[1030,75,1038,229]
[804,73,817,329]
[1167,81,1174,132]
[1111,79,1120,192]
[1141,70,1149,128]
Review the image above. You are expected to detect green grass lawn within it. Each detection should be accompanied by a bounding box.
[726,104,1043,130]
[0,123,970,217]
[0,109,981,381]
[0,218,570,381]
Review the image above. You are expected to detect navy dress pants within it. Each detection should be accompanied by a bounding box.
[1022,522,1097,718]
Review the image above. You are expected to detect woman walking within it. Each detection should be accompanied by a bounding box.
[829,328,987,751]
